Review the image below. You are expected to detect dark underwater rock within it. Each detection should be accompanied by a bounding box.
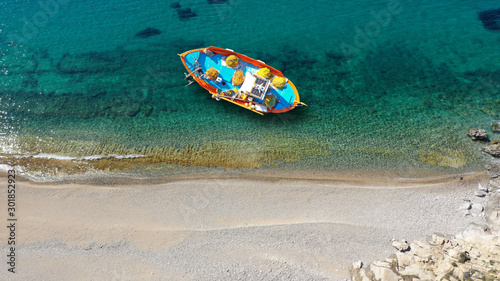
[177,8,197,20]
[478,9,500,31]
[170,2,181,9]
[207,0,228,4]
[57,51,124,74]
[325,51,349,66]
[135,27,162,39]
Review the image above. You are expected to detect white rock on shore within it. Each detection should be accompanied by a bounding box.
[351,164,500,281]
[459,201,472,211]
[392,240,410,252]
[474,190,487,197]
[352,228,500,281]
[478,183,488,192]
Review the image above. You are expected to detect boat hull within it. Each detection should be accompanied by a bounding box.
[179,47,304,114]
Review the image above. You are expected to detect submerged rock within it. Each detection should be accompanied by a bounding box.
[483,141,500,157]
[478,9,500,31]
[325,51,349,66]
[135,27,162,39]
[177,8,197,20]
[487,164,500,178]
[57,51,124,74]
[492,123,500,132]
[467,128,488,141]
[170,2,181,9]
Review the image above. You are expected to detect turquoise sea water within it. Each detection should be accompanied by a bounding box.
[0,0,499,181]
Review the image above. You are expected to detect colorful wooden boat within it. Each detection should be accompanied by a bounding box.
[179,47,306,115]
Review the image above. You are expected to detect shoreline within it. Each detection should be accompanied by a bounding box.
[1,167,489,187]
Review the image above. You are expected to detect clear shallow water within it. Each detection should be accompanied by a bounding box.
[0,0,499,181]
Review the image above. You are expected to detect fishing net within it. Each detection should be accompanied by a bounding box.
[264,95,277,108]
[232,70,245,86]
[256,67,272,79]
[205,67,219,81]
[272,77,286,89]
[226,55,239,67]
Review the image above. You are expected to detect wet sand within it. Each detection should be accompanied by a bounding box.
[0,172,489,280]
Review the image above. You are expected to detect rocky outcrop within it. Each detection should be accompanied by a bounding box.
[352,228,500,281]
[483,141,500,157]
[492,123,500,133]
[467,128,488,141]
[352,165,500,281]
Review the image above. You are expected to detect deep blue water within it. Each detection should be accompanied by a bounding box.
[0,0,499,181]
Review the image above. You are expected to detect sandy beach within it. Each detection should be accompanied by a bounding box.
[0,171,491,280]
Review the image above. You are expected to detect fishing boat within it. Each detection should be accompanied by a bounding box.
[179,47,306,115]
